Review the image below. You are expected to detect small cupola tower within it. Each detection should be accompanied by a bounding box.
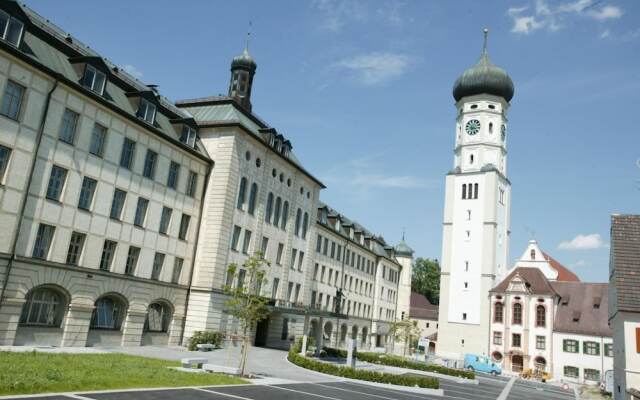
[228,44,257,112]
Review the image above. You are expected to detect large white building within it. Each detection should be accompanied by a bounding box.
[0,2,414,351]
[437,30,513,359]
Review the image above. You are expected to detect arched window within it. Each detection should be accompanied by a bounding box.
[470,154,474,164]
[489,122,493,133]
[530,249,536,260]
[273,197,282,227]
[145,302,172,333]
[536,305,546,327]
[512,303,522,325]
[295,209,302,236]
[236,177,247,210]
[265,193,274,223]
[302,212,309,239]
[281,201,289,230]
[19,287,66,327]
[462,184,467,199]
[247,183,258,215]
[91,295,126,330]
[494,302,503,323]
[474,183,479,199]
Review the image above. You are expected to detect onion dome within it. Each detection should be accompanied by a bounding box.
[231,48,257,71]
[395,239,414,257]
[452,29,514,102]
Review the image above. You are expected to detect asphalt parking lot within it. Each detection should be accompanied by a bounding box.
[0,377,577,400]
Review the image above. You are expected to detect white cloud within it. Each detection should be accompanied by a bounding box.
[600,29,611,38]
[507,0,623,35]
[570,260,587,268]
[122,64,143,79]
[312,0,409,32]
[334,52,411,85]
[558,233,605,250]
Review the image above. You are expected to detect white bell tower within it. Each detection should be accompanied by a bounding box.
[436,29,513,359]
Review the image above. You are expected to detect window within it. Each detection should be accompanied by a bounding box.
[236,177,247,210]
[19,287,65,327]
[136,98,156,124]
[125,246,140,275]
[159,207,172,234]
[273,197,282,226]
[66,231,86,265]
[0,80,24,120]
[637,327,640,353]
[512,333,521,347]
[142,150,157,179]
[167,161,180,190]
[291,249,298,270]
[281,318,289,340]
[151,252,165,280]
[59,109,79,144]
[316,235,322,252]
[512,303,522,325]
[563,339,579,353]
[583,341,600,356]
[86,124,108,158]
[91,296,125,330]
[179,125,197,148]
[99,240,117,271]
[46,165,67,201]
[313,263,319,280]
[276,243,284,265]
[536,305,546,327]
[0,145,10,182]
[178,214,190,240]
[294,284,301,303]
[462,184,466,199]
[230,225,242,251]
[82,64,106,95]
[248,183,258,215]
[462,313,467,320]
[297,251,304,271]
[32,224,55,259]
[302,213,309,239]
[465,261,469,271]
[287,282,294,302]
[464,282,468,289]
[133,197,149,227]
[265,193,274,223]
[493,331,502,345]
[145,302,171,332]
[281,201,289,229]
[295,209,302,236]
[564,366,579,378]
[110,189,126,220]
[260,237,269,257]
[531,249,536,259]
[272,278,280,299]
[77,177,97,210]
[242,230,252,254]
[605,343,613,357]
[186,170,198,197]
[584,369,600,382]
[0,11,24,47]
[120,138,136,169]
[172,257,183,284]
[536,335,546,350]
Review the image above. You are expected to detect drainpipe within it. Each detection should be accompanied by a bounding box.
[0,77,59,309]
[179,158,213,346]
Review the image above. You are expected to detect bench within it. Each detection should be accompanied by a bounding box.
[181,357,209,369]
[196,343,217,351]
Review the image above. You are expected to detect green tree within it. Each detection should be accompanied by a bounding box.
[223,253,271,376]
[411,258,440,305]
[389,319,421,356]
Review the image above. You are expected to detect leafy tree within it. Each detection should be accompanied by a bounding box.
[389,319,421,356]
[411,258,440,305]
[223,253,270,376]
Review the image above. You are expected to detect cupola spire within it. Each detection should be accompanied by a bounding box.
[228,24,257,112]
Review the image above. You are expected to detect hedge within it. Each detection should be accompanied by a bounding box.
[322,347,474,380]
[187,331,224,351]
[287,349,439,389]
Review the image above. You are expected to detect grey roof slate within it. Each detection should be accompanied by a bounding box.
[551,282,612,337]
[610,214,640,314]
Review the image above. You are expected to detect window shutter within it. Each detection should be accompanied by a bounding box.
[563,340,567,352]
[636,328,640,353]
[583,341,587,354]
[595,342,600,356]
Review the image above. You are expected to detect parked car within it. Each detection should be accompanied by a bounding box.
[464,354,502,376]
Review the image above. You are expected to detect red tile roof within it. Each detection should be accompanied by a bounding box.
[542,251,580,282]
[409,292,439,320]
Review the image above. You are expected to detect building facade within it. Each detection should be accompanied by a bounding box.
[609,215,640,400]
[0,2,414,351]
[437,31,513,359]
[409,292,439,354]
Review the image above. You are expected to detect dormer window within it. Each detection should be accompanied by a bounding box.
[81,64,106,95]
[180,125,197,148]
[0,10,24,47]
[136,98,156,124]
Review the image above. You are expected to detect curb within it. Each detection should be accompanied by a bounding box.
[380,364,479,385]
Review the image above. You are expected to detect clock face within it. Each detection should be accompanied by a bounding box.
[465,119,480,135]
[501,124,506,141]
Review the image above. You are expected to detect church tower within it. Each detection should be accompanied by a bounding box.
[228,46,256,111]
[436,29,514,359]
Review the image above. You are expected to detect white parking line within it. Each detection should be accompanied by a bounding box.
[314,383,408,400]
[497,376,517,400]
[194,387,256,400]
[267,385,344,399]
[65,395,96,400]
[333,381,428,398]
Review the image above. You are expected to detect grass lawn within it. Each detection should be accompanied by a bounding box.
[0,351,246,395]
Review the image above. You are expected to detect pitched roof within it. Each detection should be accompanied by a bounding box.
[491,267,557,295]
[542,251,580,282]
[409,292,439,320]
[551,282,612,337]
[610,214,640,314]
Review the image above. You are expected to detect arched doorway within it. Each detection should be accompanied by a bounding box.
[534,356,546,376]
[339,323,347,346]
[361,327,368,348]
[323,321,333,346]
[308,319,319,338]
[142,300,173,346]
[16,285,69,346]
[511,355,524,373]
[351,325,358,340]
[87,293,128,347]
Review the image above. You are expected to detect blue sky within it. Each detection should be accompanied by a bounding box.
[25,0,639,282]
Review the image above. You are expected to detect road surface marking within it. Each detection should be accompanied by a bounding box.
[497,376,517,400]
[314,383,406,400]
[194,387,256,400]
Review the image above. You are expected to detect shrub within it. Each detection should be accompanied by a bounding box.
[187,331,224,351]
[288,348,439,389]
[322,347,474,380]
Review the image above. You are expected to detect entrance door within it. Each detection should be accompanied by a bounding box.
[512,355,524,373]
[254,318,269,347]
